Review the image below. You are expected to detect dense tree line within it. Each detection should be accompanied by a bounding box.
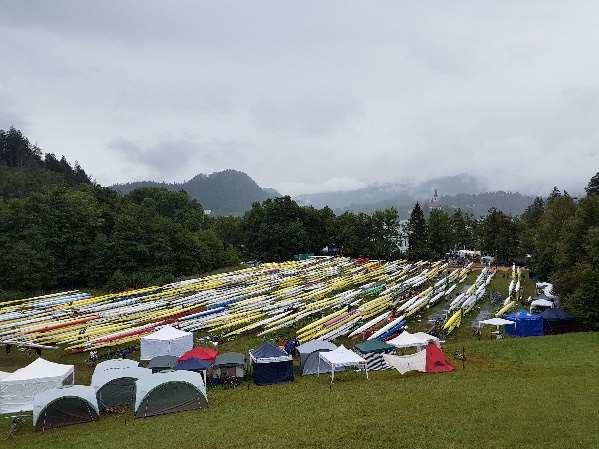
[404,177,599,328]
[1,128,597,328]
[1,127,90,200]
[0,129,238,295]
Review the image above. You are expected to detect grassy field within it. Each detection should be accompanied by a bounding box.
[2,332,598,449]
[2,267,597,448]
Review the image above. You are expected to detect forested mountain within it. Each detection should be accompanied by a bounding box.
[112,170,280,215]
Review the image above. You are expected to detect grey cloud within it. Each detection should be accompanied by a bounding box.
[108,137,249,181]
[1,1,599,195]
[251,95,364,137]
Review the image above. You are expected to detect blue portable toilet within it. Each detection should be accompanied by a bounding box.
[505,310,544,337]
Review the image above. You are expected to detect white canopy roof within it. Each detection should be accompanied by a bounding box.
[140,325,193,360]
[531,298,554,308]
[33,385,98,426]
[0,358,74,414]
[143,325,190,340]
[0,370,10,381]
[412,332,441,347]
[479,318,515,327]
[319,345,366,367]
[2,358,73,382]
[318,346,368,382]
[387,331,429,349]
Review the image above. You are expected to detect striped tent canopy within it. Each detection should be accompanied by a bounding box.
[354,340,395,371]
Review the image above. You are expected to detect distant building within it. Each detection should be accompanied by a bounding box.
[395,219,409,253]
[204,209,212,215]
[430,189,441,210]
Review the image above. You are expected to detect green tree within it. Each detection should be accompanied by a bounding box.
[407,202,427,260]
[585,172,599,196]
[427,209,452,259]
[478,208,521,263]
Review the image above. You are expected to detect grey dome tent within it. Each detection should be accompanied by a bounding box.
[209,352,246,385]
[134,370,207,418]
[296,340,337,375]
[92,366,151,412]
[33,385,99,431]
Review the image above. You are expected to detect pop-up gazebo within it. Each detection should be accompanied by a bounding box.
[0,358,74,414]
[318,345,368,382]
[505,310,544,337]
[140,325,193,360]
[387,331,429,350]
[249,342,293,385]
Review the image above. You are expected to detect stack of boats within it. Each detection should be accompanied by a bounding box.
[0,257,475,352]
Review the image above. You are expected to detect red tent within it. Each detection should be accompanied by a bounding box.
[425,342,454,373]
[178,347,218,363]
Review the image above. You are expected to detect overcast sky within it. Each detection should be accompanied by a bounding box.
[1,1,598,195]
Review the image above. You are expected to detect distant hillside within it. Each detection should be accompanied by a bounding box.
[429,191,535,217]
[296,175,534,218]
[296,174,484,210]
[112,169,280,215]
[338,191,534,218]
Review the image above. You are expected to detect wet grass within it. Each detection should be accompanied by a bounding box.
[1,332,598,449]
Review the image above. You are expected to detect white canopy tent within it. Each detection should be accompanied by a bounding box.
[140,325,193,360]
[530,298,554,311]
[387,331,429,350]
[412,332,442,348]
[0,358,74,414]
[317,345,368,382]
[479,318,515,327]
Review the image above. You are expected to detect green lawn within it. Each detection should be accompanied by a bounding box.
[2,332,598,449]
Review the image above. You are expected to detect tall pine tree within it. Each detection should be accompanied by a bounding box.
[586,172,599,196]
[407,202,427,260]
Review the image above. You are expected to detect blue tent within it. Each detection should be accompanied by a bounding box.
[250,342,294,385]
[175,358,212,372]
[505,310,544,337]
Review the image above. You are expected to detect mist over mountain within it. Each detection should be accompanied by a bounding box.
[296,174,534,218]
[112,171,535,218]
[112,169,280,215]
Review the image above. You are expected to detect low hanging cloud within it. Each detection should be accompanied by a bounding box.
[108,138,250,182]
[251,94,364,137]
[1,2,599,195]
